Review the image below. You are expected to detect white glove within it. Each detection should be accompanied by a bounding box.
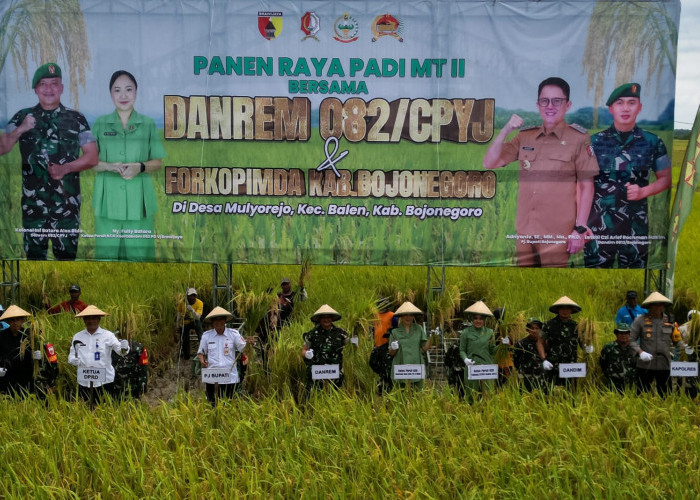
[542,360,554,371]
[119,339,130,354]
[0,367,6,377]
[350,336,359,346]
[685,346,695,355]
[304,349,314,360]
[501,336,510,344]
[390,341,399,350]
[585,345,594,354]
[639,351,653,362]
[463,357,475,366]
[33,350,42,360]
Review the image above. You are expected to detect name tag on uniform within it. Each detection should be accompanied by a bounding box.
[468,364,498,380]
[311,364,340,380]
[202,368,231,384]
[78,367,106,383]
[393,364,424,380]
[559,363,587,378]
[670,361,699,377]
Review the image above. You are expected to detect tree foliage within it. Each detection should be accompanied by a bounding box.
[582,1,678,128]
[0,0,91,107]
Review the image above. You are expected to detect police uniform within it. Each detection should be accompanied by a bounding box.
[92,109,166,261]
[303,325,348,390]
[513,336,546,392]
[6,103,95,260]
[630,314,679,396]
[599,340,638,392]
[499,120,599,267]
[584,125,670,268]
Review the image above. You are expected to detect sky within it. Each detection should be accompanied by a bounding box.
[675,2,700,129]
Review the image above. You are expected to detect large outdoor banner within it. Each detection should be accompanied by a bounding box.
[0,0,680,267]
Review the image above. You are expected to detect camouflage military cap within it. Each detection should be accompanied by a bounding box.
[32,62,62,88]
[614,323,631,334]
[606,82,641,106]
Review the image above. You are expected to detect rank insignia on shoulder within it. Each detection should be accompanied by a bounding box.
[569,123,588,134]
[520,125,539,131]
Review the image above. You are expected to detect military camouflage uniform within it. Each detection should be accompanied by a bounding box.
[584,125,671,268]
[541,316,580,385]
[513,336,546,392]
[6,104,95,260]
[303,325,348,391]
[599,341,637,392]
[34,343,60,398]
[111,340,148,399]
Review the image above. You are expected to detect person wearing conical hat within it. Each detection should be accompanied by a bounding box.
[301,305,348,393]
[197,307,246,405]
[68,305,130,402]
[583,82,671,269]
[458,301,496,400]
[629,291,681,397]
[599,323,638,394]
[0,305,36,396]
[541,296,591,387]
[513,318,548,393]
[388,302,429,390]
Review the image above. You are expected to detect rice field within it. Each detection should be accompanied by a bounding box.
[0,139,699,497]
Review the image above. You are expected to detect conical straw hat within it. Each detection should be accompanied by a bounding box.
[205,306,234,321]
[75,305,108,317]
[0,305,31,321]
[464,300,493,317]
[310,304,342,322]
[641,291,671,307]
[394,301,423,317]
[549,296,581,314]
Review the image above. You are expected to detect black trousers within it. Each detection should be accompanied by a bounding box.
[636,368,671,397]
[205,383,238,405]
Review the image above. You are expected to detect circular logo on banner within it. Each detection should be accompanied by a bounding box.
[371,14,403,42]
[333,13,358,43]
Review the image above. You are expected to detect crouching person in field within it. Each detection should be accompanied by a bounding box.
[302,305,348,394]
[197,307,246,406]
[68,305,129,403]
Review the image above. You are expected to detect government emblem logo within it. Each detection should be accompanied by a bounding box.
[333,13,358,43]
[301,11,320,41]
[371,14,403,42]
[258,11,283,40]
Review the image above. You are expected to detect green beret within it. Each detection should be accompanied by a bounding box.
[614,323,631,334]
[32,62,62,88]
[606,83,641,106]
